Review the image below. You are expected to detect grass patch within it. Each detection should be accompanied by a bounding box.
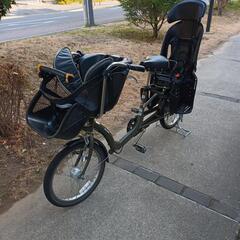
[65,23,164,42]
[57,0,82,4]
[226,0,240,11]
[56,0,110,5]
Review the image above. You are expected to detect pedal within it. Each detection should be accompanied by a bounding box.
[133,144,147,154]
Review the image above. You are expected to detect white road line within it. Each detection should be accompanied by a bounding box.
[2,10,68,20]
[0,20,55,31]
[2,24,41,31]
[0,23,85,43]
[69,9,82,13]
[0,15,69,27]
[4,20,54,27]
[2,15,24,20]
[42,21,55,24]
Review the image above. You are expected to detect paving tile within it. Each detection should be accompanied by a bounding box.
[209,200,239,220]
[133,167,160,182]
[182,187,212,207]
[113,158,138,173]
[155,176,184,194]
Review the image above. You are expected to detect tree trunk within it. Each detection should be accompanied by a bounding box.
[0,2,3,20]
[218,0,223,16]
[152,22,159,39]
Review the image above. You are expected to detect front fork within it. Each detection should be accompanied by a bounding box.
[75,123,95,178]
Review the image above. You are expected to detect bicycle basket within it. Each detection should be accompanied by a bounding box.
[27,75,89,140]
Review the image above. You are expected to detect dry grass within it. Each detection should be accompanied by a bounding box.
[1,12,238,132]
[0,63,26,137]
[0,10,240,213]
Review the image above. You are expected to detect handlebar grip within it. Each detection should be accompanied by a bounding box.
[38,65,74,83]
[129,64,145,72]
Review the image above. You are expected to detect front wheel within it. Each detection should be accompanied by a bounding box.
[159,105,180,129]
[43,140,106,207]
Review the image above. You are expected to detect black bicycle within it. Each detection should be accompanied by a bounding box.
[27,0,206,207]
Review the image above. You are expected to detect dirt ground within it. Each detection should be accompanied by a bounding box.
[0,11,240,214]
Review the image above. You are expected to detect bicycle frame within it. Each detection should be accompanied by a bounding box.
[82,92,165,155]
[80,67,174,155]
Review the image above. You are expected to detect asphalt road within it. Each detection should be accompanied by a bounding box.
[0,6,124,42]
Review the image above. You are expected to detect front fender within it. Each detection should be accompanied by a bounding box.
[65,137,109,162]
[94,138,109,162]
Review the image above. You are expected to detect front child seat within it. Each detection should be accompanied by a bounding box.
[27,52,130,140]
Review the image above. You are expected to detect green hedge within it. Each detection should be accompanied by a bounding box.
[0,0,15,19]
[227,0,240,10]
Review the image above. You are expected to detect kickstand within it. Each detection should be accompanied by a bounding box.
[156,115,191,138]
[175,120,191,138]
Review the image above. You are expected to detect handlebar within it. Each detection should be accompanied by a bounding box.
[38,65,74,83]
[38,57,145,83]
[128,64,145,72]
[105,59,145,75]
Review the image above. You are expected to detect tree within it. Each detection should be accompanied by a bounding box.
[0,0,15,20]
[216,0,230,16]
[119,0,180,38]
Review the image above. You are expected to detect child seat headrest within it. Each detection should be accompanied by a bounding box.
[167,0,207,23]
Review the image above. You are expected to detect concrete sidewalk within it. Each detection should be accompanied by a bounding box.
[116,34,240,212]
[0,165,238,240]
[0,36,240,239]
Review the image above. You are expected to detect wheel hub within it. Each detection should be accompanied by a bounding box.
[70,167,82,179]
[164,113,179,126]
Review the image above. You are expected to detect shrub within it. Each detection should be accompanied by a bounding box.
[119,0,180,38]
[0,0,15,20]
[0,63,25,137]
[226,0,240,11]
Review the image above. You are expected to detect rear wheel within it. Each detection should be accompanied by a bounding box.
[159,105,180,129]
[43,141,106,207]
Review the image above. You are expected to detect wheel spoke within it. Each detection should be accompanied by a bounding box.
[47,144,104,205]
